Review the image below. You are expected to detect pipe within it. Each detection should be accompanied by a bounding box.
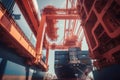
[31,0,41,21]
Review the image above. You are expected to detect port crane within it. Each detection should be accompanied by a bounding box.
[0,0,83,71]
[36,0,84,71]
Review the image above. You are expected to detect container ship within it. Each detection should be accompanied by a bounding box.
[54,47,92,79]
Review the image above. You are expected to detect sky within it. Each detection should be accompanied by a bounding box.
[37,0,66,10]
[36,0,88,75]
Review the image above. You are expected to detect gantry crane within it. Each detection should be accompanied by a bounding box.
[36,0,84,70]
[0,0,84,71]
[1,0,120,72]
[1,0,120,79]
[34,0,84,71]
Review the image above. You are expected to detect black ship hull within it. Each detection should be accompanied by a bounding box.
[55,63,88,79]
[93,64,120,80]
[54,49,92,79]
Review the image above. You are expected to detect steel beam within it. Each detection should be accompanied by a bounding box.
[46,14,80,19]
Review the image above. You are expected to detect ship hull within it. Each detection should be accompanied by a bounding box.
[55,64,86,79]
[54,50,92,79]
[93,64,120,80]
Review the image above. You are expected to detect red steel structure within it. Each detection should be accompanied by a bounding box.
[0,0,120,71]
[77,0,120,69]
